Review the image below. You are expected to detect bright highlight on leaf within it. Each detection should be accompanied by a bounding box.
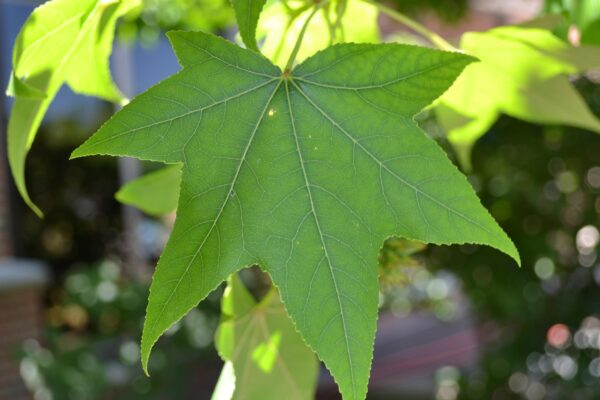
[211,361,236,400]
[251,330,282,373]
[72,31,519,399]
[437,24,600,170]
[7,0,137,216]
[214,274,318,399]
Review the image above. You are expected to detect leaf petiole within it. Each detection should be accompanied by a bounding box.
[283,0,329,72]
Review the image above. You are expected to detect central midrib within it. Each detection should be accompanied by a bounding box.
[283,80,358,400]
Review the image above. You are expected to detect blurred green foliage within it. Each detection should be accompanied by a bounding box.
[429,77,600,399]
[544,0,600,45]
[392,0,467,21]
[117,0,469,46]
[379,238,463,322]
[436,23,600,171]
[379,238,426,289]
[20,261,223,400]
[118,0,235,44]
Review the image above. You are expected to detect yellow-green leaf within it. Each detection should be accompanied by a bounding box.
[214,274,318,400]
[7,0,137,215]
[437,25,600,170]
[258,0,379,68]
[115,165,181,215]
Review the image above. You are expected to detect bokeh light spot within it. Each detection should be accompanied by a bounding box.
[547,323,570,348]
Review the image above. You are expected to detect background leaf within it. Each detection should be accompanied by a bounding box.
[211,362,236,400]
[437,25,600,170]
[7,0,137,215]
[115,164,181,215]
[258,0,379,67]
[214,274,318,400]
[550,0,600,45]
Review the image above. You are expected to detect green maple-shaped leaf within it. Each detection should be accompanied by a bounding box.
[7,0,137,215]
[214,274,318,399]
[72,31,519,399]
[116,165,181,215]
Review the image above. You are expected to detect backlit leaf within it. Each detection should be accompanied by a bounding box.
[7,0,137,215]
[214,274,318,400]
[258,0,379,67]
[437,25,600,170]
[116,165,181,215]
[211,362,236,400]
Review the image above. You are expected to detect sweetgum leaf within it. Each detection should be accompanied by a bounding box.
[7,0,137,216]
[72,31,519,399]
[231,0,267,51]
[214,274,318,399]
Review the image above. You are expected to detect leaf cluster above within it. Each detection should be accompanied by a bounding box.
[72,31,519,399]
[231,0,267,51]
[7,0,138,216]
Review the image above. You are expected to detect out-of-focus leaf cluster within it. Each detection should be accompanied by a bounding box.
[436,22,600,171]
[378,239,463,322]
[118,0,235,44]
[544,0,600,45]
[378,237,426,289]
[390,0,468,22]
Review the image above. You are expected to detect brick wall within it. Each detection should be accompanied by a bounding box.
[0,102,13,259]
[0,289,39,400]
[0,261,48,400]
